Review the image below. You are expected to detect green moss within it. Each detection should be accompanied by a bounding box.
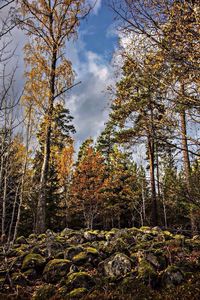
[43,259,71,283]
[86,247,98,256]
[67,287,88,299]
[72,251,87,265]
[22,253,46,271]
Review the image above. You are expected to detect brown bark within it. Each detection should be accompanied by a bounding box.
[35,48,57,233]
[148,136,158,226]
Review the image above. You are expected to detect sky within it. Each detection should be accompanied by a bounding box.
[66,0,118,149]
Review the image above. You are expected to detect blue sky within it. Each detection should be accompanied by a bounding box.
[80,1,117,59]
[66,1,118,149]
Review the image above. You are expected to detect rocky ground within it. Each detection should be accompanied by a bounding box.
[0,226,200,299]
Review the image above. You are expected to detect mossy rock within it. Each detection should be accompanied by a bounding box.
[104,238,128,254]
[55,251,65,259]
[32,284,56,300]
[103,253,131,278]
[38,234,47,240]
[163,231,174,240]
[146,252,161,269]
[66,287,88,299]
[66,246,83,260]
[22,253,46,271]
[86,247,99,256]
[66,271,95,291]
[137,258,158,286]
[72,251,88,265]
[84,231,99,241]
[29,233,37,240]
[43,259,71,283]
[161,265,184,287]
[140,234,154,242]
[16,236,27,244]
[31,246,43,255]
[23,268,37,281]
[8,248,26,258]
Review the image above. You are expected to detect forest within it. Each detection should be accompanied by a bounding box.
[0,1,200,299]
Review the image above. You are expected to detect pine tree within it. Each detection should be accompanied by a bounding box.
[32,103,75,231]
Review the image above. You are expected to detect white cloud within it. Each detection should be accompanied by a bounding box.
[66,45,115,150]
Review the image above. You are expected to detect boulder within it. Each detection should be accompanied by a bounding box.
[137,258,157,286]
[66,287,88,299]
[32,284,56,300]
[72,251,88,265]
[16,236,27,245]
[66,271,95,290]
[103,253,131,278]
[66,246,83,260]
[84,231,99,241]
[161,265,184,287]
[43,259,71,283]
[22,254,46,271]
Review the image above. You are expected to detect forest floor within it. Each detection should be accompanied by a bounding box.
[0,226,200,299]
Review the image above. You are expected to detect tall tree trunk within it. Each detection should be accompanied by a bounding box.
[148,99,158,226]
[179,108,196,234]
[141,179,146,224]
[13,107,32,242]
[148,136,158,226]
[36,49,57,233]
[156,143,161,199]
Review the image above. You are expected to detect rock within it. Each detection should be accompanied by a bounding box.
[163,231,174,240]
[137,258,157,286]
[66,271,95,290]
[28,233,37,240]
[146,253,160,269]
[68,233,85,245]
[72,251,88,265]
[86,247,99,256]
[32,284,56,300]
[38,234,47,241]
[140,234,154,242]
[66,246,83,260]
[103,253,131,278]
[192,235,200,241]
[67,287,88,299]
[161,265,184,287]
[104,238,129,254]
[43,259,71,283]
[22,253,46,271]
[84,231,99,241]
[23,268,38,281]
[31,246,43,255]
[16,236,27,244]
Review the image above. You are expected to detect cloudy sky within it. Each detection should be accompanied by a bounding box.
[66,0,118,149]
